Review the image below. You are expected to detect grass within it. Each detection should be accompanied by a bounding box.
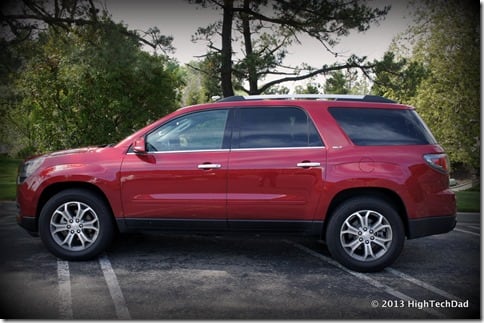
[0,157,481,213]
[0,156,21,200]
[455,187,480,213]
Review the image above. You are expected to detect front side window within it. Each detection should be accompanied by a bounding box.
[237,107,323,149]
[146,109,229,152]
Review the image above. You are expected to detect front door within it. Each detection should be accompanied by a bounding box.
[120,109,230,227]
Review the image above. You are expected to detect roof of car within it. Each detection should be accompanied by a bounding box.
[216,94,396,103]
[176,94,412,113]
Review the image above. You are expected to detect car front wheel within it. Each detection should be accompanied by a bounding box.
[326,197,405,272]
[39,189,115,260]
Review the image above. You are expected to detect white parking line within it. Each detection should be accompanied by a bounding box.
[57,259,73,320]
[287,241,446,319]
[459,225,480,230]
[99,254,131,320]
[385,267,464,302]
[454,228,480,237]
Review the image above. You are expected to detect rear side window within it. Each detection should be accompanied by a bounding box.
[329,108,436,146]
[236,107,323,148]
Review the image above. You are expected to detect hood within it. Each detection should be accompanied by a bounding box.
[49,146,100,157]
[24,145,112,162]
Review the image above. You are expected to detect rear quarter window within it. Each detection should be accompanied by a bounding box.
[329,107,436,146]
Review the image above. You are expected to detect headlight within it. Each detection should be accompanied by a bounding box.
[17,156,45,184]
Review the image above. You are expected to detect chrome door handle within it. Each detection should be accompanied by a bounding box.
[198,163,222,169]
[297,162,321,168]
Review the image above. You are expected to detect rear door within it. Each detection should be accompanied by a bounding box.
[227,106,326,233]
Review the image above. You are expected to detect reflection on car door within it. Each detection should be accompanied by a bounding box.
[227,107,326,234]
[120,109,230,230]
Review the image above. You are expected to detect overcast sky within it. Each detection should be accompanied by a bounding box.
[104,0,414,88]
[105,0,413,62]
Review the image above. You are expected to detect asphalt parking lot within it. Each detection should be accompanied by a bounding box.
[0,201,480,319]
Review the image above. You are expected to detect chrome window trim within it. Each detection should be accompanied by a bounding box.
[231,146,325,152]
[127,149,230,155]
[126,146,325,155]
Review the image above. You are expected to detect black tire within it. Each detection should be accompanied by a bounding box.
[38,189,115,260]
[326,196,405,272]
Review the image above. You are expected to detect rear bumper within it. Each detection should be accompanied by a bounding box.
[407,214,456,239]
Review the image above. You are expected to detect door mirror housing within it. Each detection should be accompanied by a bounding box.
[132,137,147,154]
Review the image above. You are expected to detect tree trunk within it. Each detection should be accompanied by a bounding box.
[221,0,234,97]
[242,0,258,94]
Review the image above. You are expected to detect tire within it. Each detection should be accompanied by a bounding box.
[325,197,405,272]
[39,189,115,260]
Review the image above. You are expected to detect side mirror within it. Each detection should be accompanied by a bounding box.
[132,137,147,154]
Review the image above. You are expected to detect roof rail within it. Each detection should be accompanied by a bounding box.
[217,94,396,103]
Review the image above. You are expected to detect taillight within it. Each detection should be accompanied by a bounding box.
[423,153,450,174]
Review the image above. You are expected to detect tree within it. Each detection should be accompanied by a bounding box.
[412,0,479,170]
[295,82,320,94]
[0,0,173,52]
[323,71,349,94]
[1,0,183,156]
[184,53,227,104]
[9,19,184,155]
[372,0,479,171]
[348,72,371,94]
[0,38,23,154]
[180,63,207,106]
[190,0,390,96]
[181,58,222,106]
[371,52,428,103]
[262,84,290,95]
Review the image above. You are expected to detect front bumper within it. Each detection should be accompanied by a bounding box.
[407,214,457,239]
[16,202,38,236]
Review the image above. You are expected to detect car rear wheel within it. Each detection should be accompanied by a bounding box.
[39,189,114,260]
[326,197,405,272]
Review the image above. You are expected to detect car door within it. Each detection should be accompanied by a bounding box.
[120,109,231,229]
[227,106,326,233]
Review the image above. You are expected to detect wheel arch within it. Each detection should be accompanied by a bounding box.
[323,187,409,240]
[35,182,118,232]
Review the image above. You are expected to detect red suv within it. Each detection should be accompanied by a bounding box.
[16,94,456,272]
